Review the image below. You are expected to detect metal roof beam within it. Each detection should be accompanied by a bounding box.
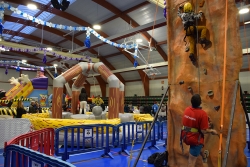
[93,0,168,62]
[72,18,166,53]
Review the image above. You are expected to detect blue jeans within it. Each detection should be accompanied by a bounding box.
[189,145,203,157]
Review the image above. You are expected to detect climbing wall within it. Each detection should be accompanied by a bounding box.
[166,0,247,167]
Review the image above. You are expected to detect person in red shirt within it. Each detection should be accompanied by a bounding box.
[181,94,218,167]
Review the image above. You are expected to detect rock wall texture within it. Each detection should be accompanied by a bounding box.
[166,0,247,166]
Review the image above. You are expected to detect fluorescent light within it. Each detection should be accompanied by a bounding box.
[244,21,250,25]
[93,25,101,30]
[136,39,143,43]
[53,64,58,67]
[239,8,249,14]
[27,4,37,10]
[22,60,27,63]
[46,47,53,51]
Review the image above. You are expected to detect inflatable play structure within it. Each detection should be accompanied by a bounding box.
[16,108,153,130]
[52,62,124,119]
[0,68,48,107]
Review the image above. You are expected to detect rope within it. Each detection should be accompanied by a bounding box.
[128,1,160,163]
[195,0,201,93]
[146,0,159,64]
[128,121,138,167]
[141,0,159,97]
[218,0,228,166]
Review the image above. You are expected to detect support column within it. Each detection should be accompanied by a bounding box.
[94,62,120,119]
[119,82,124,113]
[52,63,87,118]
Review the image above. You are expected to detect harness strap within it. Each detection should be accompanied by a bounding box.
[183,25,196,46]
[180,126,202,154]
[182,126,198,133]
[180,129,184,154]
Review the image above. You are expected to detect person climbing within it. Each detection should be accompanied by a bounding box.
[178,2,211,63]
[79,88,88,114]
[180,94,218,167]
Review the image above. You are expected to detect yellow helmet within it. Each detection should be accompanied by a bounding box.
[184,2,193,13]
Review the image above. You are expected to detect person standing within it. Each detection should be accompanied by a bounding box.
[143,103,151,115]
[79,88,88,114]
[29,101,37,113]
[181,94,218,167]
[152,102,159,116]
[158,103,167,122]
[16,101,27,118]
[139,104,144,114]
[35,101,42,113]
[124,103,130,113]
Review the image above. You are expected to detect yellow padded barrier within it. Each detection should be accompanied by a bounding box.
[22,113,121,131]
[133,114,154,122]
[0,108,16,116]
[0,108,49,116]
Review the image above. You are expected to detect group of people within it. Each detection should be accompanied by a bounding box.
[124,101,168,121]
[16,101,42,118]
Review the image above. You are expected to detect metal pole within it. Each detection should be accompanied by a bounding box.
[240,85,250,128]
[133,86,169,167]
[222,80,238,167]
[240,84,250,150]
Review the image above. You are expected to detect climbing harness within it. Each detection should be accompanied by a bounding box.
[180,126,202,154]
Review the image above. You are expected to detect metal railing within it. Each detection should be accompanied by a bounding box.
[4,144,75,167]
[5,128,54,156]
[55,124,116,161]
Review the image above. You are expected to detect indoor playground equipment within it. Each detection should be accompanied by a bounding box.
[21,112,153,130]
[52,62,124,119]
[0,68,49,107]
[5,74,34,101]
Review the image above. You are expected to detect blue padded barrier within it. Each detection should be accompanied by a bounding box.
[4,144,75,167]
[160,120,168,147]
[55,124,116,161]
[115,121,161,155]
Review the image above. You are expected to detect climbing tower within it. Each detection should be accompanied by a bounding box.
[167,0,247,166]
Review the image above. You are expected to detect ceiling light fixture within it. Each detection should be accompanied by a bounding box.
[22,60,27,63]
[244,21,250,25]
[136,39,143,43]
[46,47,53,51]
[27,4,37,10]
[239,8,249,14]
[93,25,101,30]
